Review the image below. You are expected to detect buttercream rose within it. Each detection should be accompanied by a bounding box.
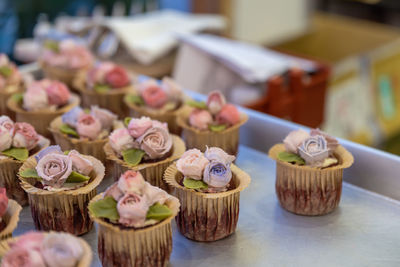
[161,77,182,101]
[204,147,236,165]
[43,40,93,69]
[140,82,168,108]
[117,170,145,195]
[35,145,62,162]
[0,115,14,133]
[176,149,209,180]
[0,126,12,152]
[86,62,114,88]
[41,233,83,267]
[44,80,70,106]
[104,183,124,201]
[127,117,152,138]
[203,161,232,188]
[216,104,240,126]
[0,188,8,218]
[189,109,212,130]
[207,91,226,115]
[310,128,339,152]
[12,122,39,151]
[298,135,329,166]
[109,128,135,154]
[13,232,44,250]
[137,126,172,159]
[1,247,45,267]
[117,193,148,227]
[105,65,130,88]
[283,129,310,154]
[90,106,117,130]
[36,153,72,188]
[23,83,48,111]
[68,150,93,176]
[143,183,170,206]
[62,106,84,128]
[76,114,102,140]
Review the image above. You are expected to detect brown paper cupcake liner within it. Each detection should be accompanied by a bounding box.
[164,163,251,242]
[89,193,179,267]
[18,155,105,235]
[40,61,90,90]
[0,84,20,119]
[177,112,248,156]
[269,144,354,216]
[104,135,186,191]
[0,136,50,206]
[0,231,92,266]
[7,94,80,138]
[49,116,108,163]
[0,200,22,240]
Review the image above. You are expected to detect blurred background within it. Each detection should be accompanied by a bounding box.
[2,0,400,155]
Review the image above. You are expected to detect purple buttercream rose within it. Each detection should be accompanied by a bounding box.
[35,145,62,162]
[298,135,329,166]
[62,106,84,128]
[203,160,232,188]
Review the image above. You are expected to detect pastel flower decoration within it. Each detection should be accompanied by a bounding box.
[216,104,240,126]
[86,62,114,88]
[104,183,124,202]
[204,147,236,165]
[36,153,72,188]
[117,193,148,227]
[203,161,232,188]
[310,128,339,152]
[23,83,49,111]
[41,233,83,267]
[161,77,182,101]
[117,170,146,195]
[76,114,102,140]
[62,106,84,128]
[283,129,310,154]
[0,115,14,133]
[44,80,70,106]
[1,246,45,267]
[68,150,93,176]
[207,91,226,115]
[0,188,8,218]
[176,149,210,180]
[189,109,212,130]
[35,145,62,162]
[143,184,169,206]
[127,117,153,138]
[137,126,172,159]
[0,126,12,152]
[12,122,39,151]
[105,65,130,88]
[298,135,329,166]
[140,82,168,108]
[109,128,135,155]
[90,106,117,130]
[12,232,44,250]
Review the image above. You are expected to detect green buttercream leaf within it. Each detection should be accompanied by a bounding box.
[209,124,227,132]
[60,124,79,138]
[183,177,208,190]
[63,150,70,155]
[66,171,90,183]
[44,40,59,53]
[146,203,172,221]
[0,66,12,78]
[11,93,23,103]
[19,168,40,179]
[1,147,28,161]
[124,117,132,127]
[94,84,111,93]
[278,151,305,165]
[126,94,144,106]
[122,148,145,166]
[185,100,207,109]
[89,196,119,221]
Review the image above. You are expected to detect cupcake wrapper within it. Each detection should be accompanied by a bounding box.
[177,113,248,156]
[104,135,186,191]
[50,116,108,163]
[269,144,354,216]
[0,200,22,240]
[40,61,90,90]
[89,194,179,267]
[0,232,92,266]
[164,163,251,242]
[18,155,105,235]
[7,94,80,138]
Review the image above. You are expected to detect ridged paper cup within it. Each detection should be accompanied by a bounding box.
[49,116,108,163]
[104,135,186,191]
[164,162,251,242]
[89,193,179,267]
[177,113,248,156]
[0,84,20,119]
[0,136,50,206]
[0,200,22,240]
[18,155,105,235]
[269,144,354,216]
[7,94,80,138]
[0,231,92,266]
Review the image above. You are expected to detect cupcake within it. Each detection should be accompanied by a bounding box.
[89,170,179,267]
[0,231,92,266]
[50,105,120,163]
[124,77,186,135]
[268,129,354,216]
[74,61,133,117]
[0,188,22,240]
[39,39,93,88]
[104,116,185,190]
[0,116,50,205]
[7,79,80,138]
[177,91,248,155]
[164,147,250,241]
[0,54,22,118]
[18,146,105,235]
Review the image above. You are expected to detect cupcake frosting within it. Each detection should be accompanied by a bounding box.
[0,54,21,90]
[86,62,130,90]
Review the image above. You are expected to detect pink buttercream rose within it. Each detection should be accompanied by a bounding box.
[117,193,148,227]
[117,170,145,195]
[90,106,117,130]
[176,149,209,180]
[104,183,124,201]
[283,129,310,154]
[140,82,168,108]
[207,91,226,115]
[127,117,152,138]
[43,40,93,69]
[105,65,130,88]
[0,188,8,218]
[44,80,70,106]
[189,109,212,130]
[1,247,45,267]
[76,114,102,140]
[161,77,182,101]
[143,183,171,206]
[12,122,39,151]
[137,126,172,159]
[12,232,44,250]
[216,104,240,126]
[41,233,83,267]
[109,128,135,154]
[0,115,14,133]
[0,126,12,152]
[68,150,93,176]
[86,62,114,88]
[23,82,48,111]
[36,153,72,188]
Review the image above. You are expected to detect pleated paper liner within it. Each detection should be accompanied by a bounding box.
[0,231,92,266]
[0,200,22,240]
[176,112,248,156]
[268,144,354,216]
[89,193,179,267]
[0,84,20,119]
[49,116,108,163]
[0,136,50,206]
[104,135,186,191]
[7,94,80,139]
[18,155,105,235]
[164,162,251,242]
